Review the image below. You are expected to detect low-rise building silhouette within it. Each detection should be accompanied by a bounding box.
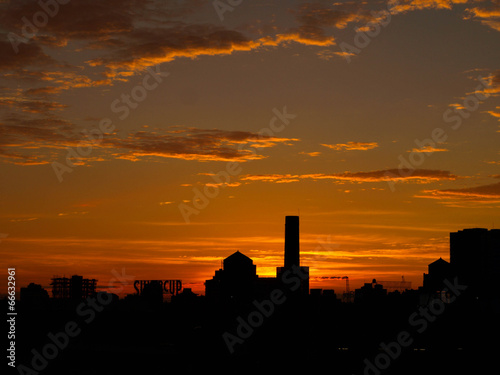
[205,251,258,302]
[20,283,49,306]
[354,279,387,304]
[422,257,453,292]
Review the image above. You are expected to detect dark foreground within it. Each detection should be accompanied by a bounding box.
[4,291,499,375]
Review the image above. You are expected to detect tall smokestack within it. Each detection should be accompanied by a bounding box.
[284,216,300,269]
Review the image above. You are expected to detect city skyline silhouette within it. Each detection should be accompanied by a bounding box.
[6,215,500,375]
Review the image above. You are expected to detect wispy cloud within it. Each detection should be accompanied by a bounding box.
[485,106,500,132]
[0,123,299,166]
[299,151,321,157]
[321,141,379,151]
[241,169,459,184]
[392,0,469,14]
[408,146,448,153]
[415,181,500,206]
[106,127,299,162]
[465,2,500,31]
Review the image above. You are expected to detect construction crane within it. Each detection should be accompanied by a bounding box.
[378,276,412,293]
[329,276,353,303]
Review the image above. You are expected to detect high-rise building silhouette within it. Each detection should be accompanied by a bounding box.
[277,215,309,295]
[450,228,500,297]
[284,215,300,269]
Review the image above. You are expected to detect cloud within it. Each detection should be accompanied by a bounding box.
[415,181,500,205]
[408,146,448,153]
[465,2,500,31]
[0,0,392,80]
[485,107,500,130]
[241,174,302,184]
[293,1,368,29]
[0,96,67,114]
[264,1,376,48]
[0,39,54,70]
[0,1,209,81]
[1,0,494,89]
[316,49,356,60]
[260,31,335,47]
[0,148,52,166]
[472,70,500,97]
[321,141,379,151]
[299,151,321,157]
[392,0,469,14]
[0,116,75,144]
[23,86,64,97]
[2,68,113,97]
[106,127,298,162]
[87,24,263,77]
[387,0,500,33]
[0,0,135,42]
[486,108,500,118]
[0,114,300,166]
[0,113,87,165]
[241,169,459,184]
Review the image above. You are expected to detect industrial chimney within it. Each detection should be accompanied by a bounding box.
[284,216,300,269]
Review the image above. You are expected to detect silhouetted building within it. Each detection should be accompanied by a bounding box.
[284,215,300,269]
[354,279,387,304]
[423,257,453,292]
[205,251,258,302]
[50,275,97,300]
[140,280,164,307]
[20,283,49,306]
[310,289,339,308]
[255,276,281,297]
[205,216,310,301]
[450,228,500,297]
[171,288,198,304]
[276,215,309,295]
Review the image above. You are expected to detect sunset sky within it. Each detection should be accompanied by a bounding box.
[1,0,499,296]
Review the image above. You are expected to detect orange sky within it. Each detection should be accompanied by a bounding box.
[0,0,499,297]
